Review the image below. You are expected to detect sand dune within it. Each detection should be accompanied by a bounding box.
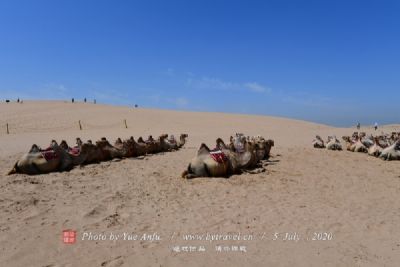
[0,101,399,266]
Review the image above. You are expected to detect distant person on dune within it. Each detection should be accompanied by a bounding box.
[357,122,360,130]
[374,122,378,131]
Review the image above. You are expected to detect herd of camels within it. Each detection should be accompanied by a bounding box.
[181,134,274,178]
[7,133,275,178]
[313,132,400,160]
[7,130,398,177]
[7,134,188,175]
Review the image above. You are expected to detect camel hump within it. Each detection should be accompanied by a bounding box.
[216,138,225,145]
[30,144,40,153]
[198,143,210,155]
[76,138,83,146]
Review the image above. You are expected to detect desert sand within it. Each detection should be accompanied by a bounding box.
[0,101,399,267]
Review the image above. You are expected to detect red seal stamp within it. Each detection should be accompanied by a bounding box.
[63,230,77,244]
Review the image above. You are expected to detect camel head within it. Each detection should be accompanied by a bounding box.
[76,138,83,147]
[266,139,274,147]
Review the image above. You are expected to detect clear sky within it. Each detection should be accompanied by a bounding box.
[1,0,399,126]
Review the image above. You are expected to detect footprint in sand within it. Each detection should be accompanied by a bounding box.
[84,205,107,218]
[101,256,124,267]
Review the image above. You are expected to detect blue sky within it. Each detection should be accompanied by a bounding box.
[0,0,399,126]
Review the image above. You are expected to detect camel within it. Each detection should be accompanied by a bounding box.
[182,138,261,179]
[95,137,131,160]
[326,136,342,151]
[60,138,82,155]
[361,135,374,148]
[342,136,367,153]
[353,136,368,153]
[114,137,136,157]
[164,134,189,150]
[250,135,274,160]
[216,138,260,169]
[177,134,188,148]
[7,140,82,175]
[368,137,383,157]
[181,143,234,178]
[131,137,148,156]
[137,134,170,154]
[313,135,325,149]
[139,135,161,154]
[379,140,400,161]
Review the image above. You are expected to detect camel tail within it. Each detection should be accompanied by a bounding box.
[7,162,18,175]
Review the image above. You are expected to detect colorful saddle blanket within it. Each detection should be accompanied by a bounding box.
[69,147,80,156]
[210,149,228,163]
[40,147,59,161]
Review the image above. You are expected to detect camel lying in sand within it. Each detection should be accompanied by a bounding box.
[8,140,90,175]
[164,134,188,151]
[326,136,342,151]
[182,143,251,179]
[342,136,367,153]
[313,135,325,149]
[8,133,188,175]
[368,137,383,157]
[137,135,167,154]
[182,135,271,179]
[313,135,341,150]
[250,135,274,160]
[379,140,400,160]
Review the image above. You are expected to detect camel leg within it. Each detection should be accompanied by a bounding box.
[7,162,19,175]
